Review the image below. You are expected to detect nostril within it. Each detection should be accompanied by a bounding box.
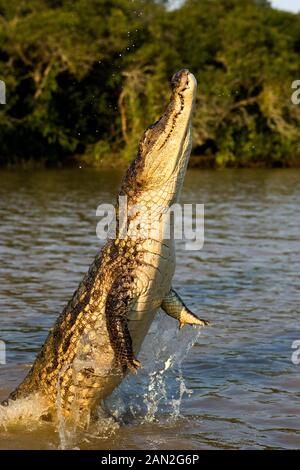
[171,69,190,90]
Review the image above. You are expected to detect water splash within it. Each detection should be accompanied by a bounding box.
[106,310,201,424]
[0,393,49,431]
[0,312,201,447]
[170,368,192,421]
[143,357,172,423]
[56,412,119,450]
[142,313,200,423]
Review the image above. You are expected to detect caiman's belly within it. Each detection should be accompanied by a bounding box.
[128,238,176,354]
[74,239,174,407]
[38,239,175,422]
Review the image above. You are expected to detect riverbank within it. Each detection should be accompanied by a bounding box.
[0,1,299,171]
[1,153,300,170]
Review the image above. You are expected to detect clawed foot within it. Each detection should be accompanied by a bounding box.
[127,358,142,374]
[199,318,211,326]
[179,318,211,329]
[120,357,141,374]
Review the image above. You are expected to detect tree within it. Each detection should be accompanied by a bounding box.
[0,0,299,167]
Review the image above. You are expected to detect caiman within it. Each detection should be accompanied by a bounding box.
[2,69,209,425]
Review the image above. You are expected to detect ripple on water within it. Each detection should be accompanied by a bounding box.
[0,168,299,449]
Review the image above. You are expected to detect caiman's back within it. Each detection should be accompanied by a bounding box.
[3,70,209,424]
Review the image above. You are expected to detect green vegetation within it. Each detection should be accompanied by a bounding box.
[0,0,299,168]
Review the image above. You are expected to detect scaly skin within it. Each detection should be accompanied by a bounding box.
[3,69,209,424]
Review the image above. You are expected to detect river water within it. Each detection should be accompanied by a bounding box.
[0,168,299,449]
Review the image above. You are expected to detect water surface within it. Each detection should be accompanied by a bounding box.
[0,168,299,449]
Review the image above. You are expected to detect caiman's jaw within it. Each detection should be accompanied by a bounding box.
[122,69,197,202]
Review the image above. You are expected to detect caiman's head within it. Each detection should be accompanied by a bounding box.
[121,69,197,205]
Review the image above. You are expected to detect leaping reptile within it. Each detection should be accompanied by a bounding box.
[3,69,209,425]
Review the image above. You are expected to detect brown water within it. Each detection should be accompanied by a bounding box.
[0,168,299,449]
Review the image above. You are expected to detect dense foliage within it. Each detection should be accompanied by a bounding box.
[0,0,299,167]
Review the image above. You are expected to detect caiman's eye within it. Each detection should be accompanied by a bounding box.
[140,121,161,152]
[144,121,159,142]
[148,120,159,130]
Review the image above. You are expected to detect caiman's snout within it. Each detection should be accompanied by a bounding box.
[131,68,197,190]
[170,68,197,118]
[172,68,190,92]
[171,69,197,98]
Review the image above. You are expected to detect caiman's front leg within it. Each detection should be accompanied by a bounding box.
[105,279,141,374]
[161,288,210,329]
